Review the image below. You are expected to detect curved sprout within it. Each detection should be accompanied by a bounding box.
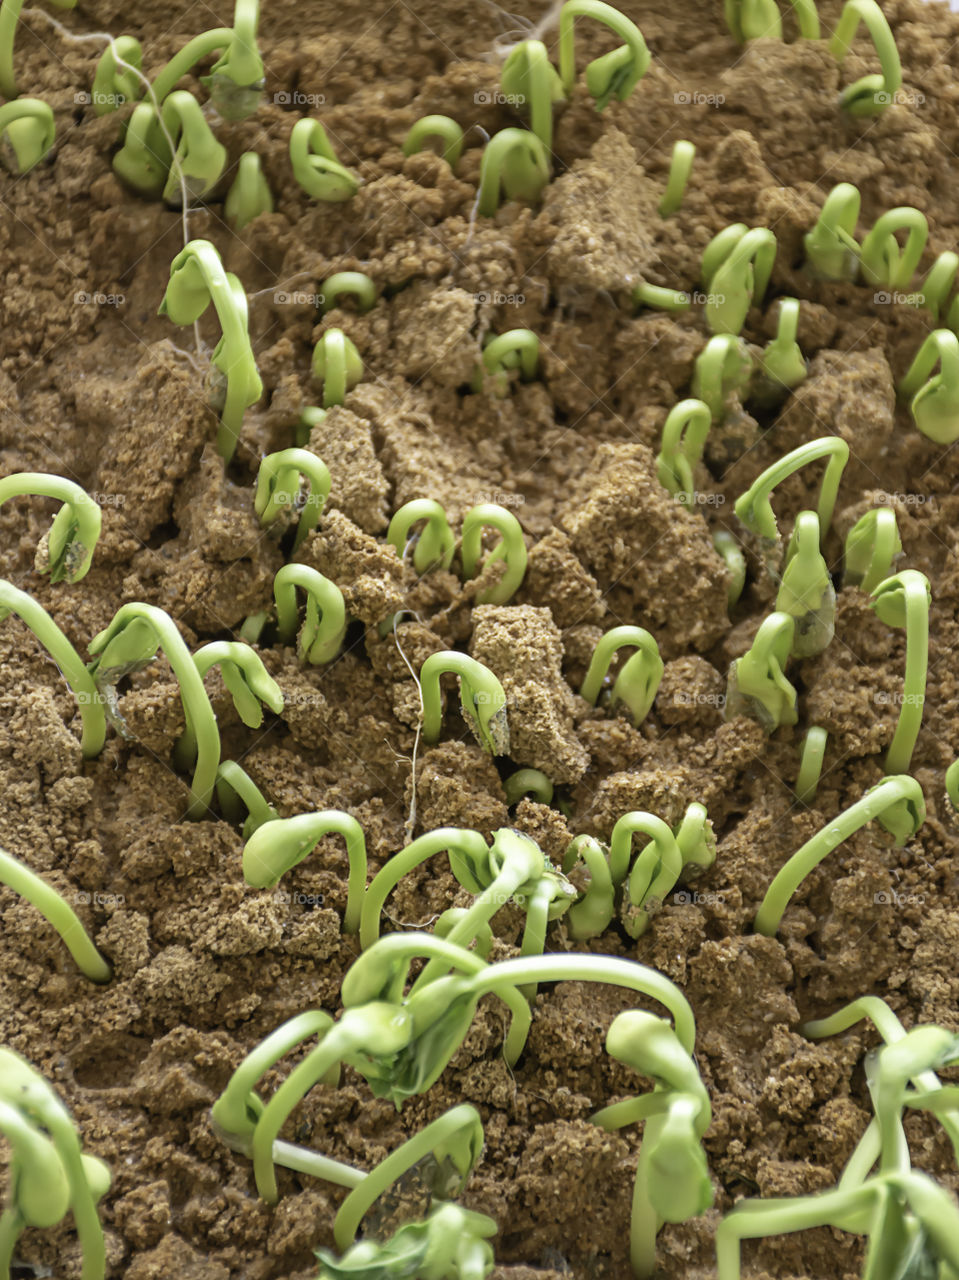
[843,507,901,592]
[472,329,540,395]
[419,651,509,755]
[296,404,326,448]
[477,128,550,216]
[634,280,691,312]
[734,436,849,550]
[656,398,712,503]
[0,473,101,584]
[563,834,615,938]
[461,502,528,604]
[899,329,959,445]
[160,90,228,204]
[828,0,902,117]
[0,99,55,172]
[795,725,827,805]
[215,760,277,839]
[191,640,283,735]
[869,570,930,777]
[290,119,358,202]
[225,151,273,229]
[387,499,455,574]
[702,225,777,336]
[761,297,806,394]
[255,448,331,551]
[273,564,347,664]
[557,0,650,109]
[112,101,171,195]
[724,611,798,731]
[659,139,695,218]
[402,114,464,167]
[724,0,820,41]
[504,767,554,807]
[919,251,959,325]
[803,182,861,281]
[501,39,565,152]
[580,626,664,726]
[713,530,747,609]
[691,334,755,421]
[91,35,142,116]
[776,512,836,657]
[312,328,363,408]
[320,272,376,315]
[0,847,111,983]
[859,207,928,291]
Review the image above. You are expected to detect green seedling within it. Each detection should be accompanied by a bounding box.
[420,651,509,755]
[918,251,959,329]
[724,0,820,42]
[562,835,615,939]
[215,760,277,838]
[759,297,806,396]
[388,499,455,573]
[0,472,101,583]
[312,328,363,408]
[859,207,928,290]
[0,1048,111,1280]
[243,810,367,934]
[160,89,228,203]
[225,151,273,229]
[655,398,713,504]
[609,805,715,938]
[185,641,283,765]
[87,603,221,821]
[580,625,664,726]
[403,114,465,167]
[0,98,54,172]
[0,846,110,983]
[899,328,959,445]
[0,579,105,758]
[111,101,170,195]
[461,502,528,604]
[869,570,930,776]
[735,436,849,557]
[753,773,924,936]
[476,128,550,216]
[795,725,828,805]
[829,0,902,116]
[691,334,755,421]
[90,35,141,115]
[803,182,861,281]
[594,1011,713,1277]
[713,530,747,609]
[0,0,75,100]
[775,511,836,657]
[159,240,262,463]
[659,139,695,218]
[634,280,691,313]
[500,40,565,152]
[273,564,347,664]
[701,224,777,335]
[504,768,553,806]
[557,0,651,110]
[290,119,358,201]
[320,272,376,315]
[255,448,331,552]
[471,329,540,394]
[843,507,902,592]
[317,1200,497,1280]
[724,611,798,731]
[296,405,326,447]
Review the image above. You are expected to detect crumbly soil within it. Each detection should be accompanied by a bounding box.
[2,0,959,1276]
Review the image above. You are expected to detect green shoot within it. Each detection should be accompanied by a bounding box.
[760,297,806,395]
[0,1047,111,1280]
[634,281,691,313]
[190,640,283,744]
[562,835,615,938]
[775,512,836,657]
[320,272,376,315]
[461,502,528,604]
[713,530,747,608]
[504,768,553,806]
[869,570,930,776]
[843,507,901,592]
[419,651,509,755]
[753,774,924,935]
[0,579,105,758]
[919,251,959,327]
[317,1200,497,1280]
[296,405,326,447]
[403,114,465,167]
[158,239,262,463]
[225,151,273,229]
[215,760,277,838]
[691,334,754,420]
[312,328,363,408]
[0,0,76,100]
[255,448,331,552]
[724,0,820,41]
[724,611,798,731]
[243,811,367,934]
[88,603,221,820]
[734,436,849,552]
[0,472,101,583]
[290,119,358,202]
[387,499,455,573]
[609,805,715,938]
[580,625,664,726]
[0,98,54,172]
[111,102,170,196]
[90,35,141,115]
[701,224,777,335]
[273,564,347,664]
[659,140,695,218]
[471,329,539,394]
[477,128,550,216]
[160,90,227,203]
[656,398,712,503]
[0,846,110,982]
[803,182,861,281]
[795,725,827,805]
[859,207,928,290]
[557,0,651,110]
[828,0,902,116]
[500,40,565,152]
[899,328,959,445]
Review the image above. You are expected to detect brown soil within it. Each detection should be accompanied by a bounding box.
[2,0,959,1276]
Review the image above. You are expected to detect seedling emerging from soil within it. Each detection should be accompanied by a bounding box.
[312,328,363,408]
[899,329,959,444]
[273,564,347,664]
[500,40,565,152]
[803,182,861,281]
[0,472,101,583]
[580,625,664,726]
[161,90,228,203]
[296,404,326,447]
[691,334,754,421]
[795,725,828,804]
[477,128,550,216]
[713,530,747,608]
[504,767,553,806]
[659,140,695,218]
[609,805,715,937]
[0,579,105,758]
[243,810,367,933]
[759,297,806,396]
[403,114,465,167]
[0,0,76,99]
[562,835,615,938]
[388,499,456,573]
[843,507,902,592]
[593,1011,713,1277]
[753,773,925,936]
[290,119,358,202]
[188,640,283,761]
[0,1048,111,1280]
[420,651,509,755]
[215,760,277,838]
[320,272,376,315]
[0,846,111,983]
[317,1200,497,1280]
[90,35,141,115]
[869,569,930,776]
[255,448,331,552]
[159,240,262,463]
[724,611,798,731]
[461,502,528,604]
[701,224,777,335]
[472,330,540,396]
[225,151,273,228]
[919,251,959,328]
[112,102,170,195]
[557,0,651,110]
[634,280,692,313]
[724,0,820,42]
[859,207,928,290]
[775,512,836,657]
[0,98,54,172]
[734,436,849,557]
[656,398,713,504]
[829,0,902,117]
